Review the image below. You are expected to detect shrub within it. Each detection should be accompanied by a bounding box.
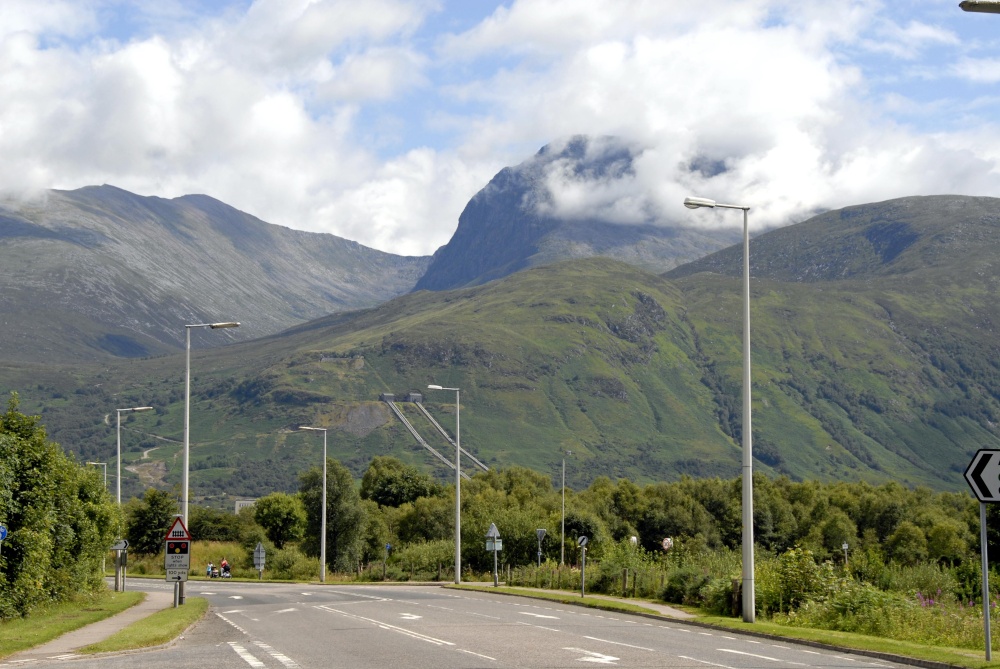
[757,547,836,615]
[660,567,712,606]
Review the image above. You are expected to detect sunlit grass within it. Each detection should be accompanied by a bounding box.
[0,591,143,659]
[81,597,208,654]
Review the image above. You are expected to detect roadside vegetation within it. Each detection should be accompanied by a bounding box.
[4,389,998,660]
[0,394,122,620]
[122,451,1000,654]
[0,591,142,659]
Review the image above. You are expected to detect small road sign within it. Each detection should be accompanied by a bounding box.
[485,523,500,539]
[0,525,7,541]
[111,539,128,551]
[254,542,266,570]
[578,536,588,547]
[966,450,1000,502]
[166,569,189,582]
[165,540,191,570]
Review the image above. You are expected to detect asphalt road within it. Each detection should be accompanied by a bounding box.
[32,580,922,669]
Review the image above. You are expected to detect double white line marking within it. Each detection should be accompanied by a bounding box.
[228,641,300,668]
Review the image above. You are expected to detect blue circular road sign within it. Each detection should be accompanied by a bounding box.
[0,525,7,541]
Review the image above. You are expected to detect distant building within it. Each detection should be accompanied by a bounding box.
[406,392,423,403]
[235,499,257,514]
[379,393,395,402]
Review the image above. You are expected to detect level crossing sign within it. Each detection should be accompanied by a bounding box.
[164,516,191,573]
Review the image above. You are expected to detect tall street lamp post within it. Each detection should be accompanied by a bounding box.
[561,450,572,566]
[182,321,238,604]
[427,384,461,584]
[684,196,756,623]
[116,406,152,504]
[300,427,327,583]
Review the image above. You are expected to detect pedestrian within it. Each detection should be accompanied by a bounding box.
[207,561,213,577]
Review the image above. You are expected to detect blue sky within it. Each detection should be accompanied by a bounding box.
[2,0,1000,255]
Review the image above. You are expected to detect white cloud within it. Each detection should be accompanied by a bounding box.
[0,0,999,254]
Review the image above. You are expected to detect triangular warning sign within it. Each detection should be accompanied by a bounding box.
[164,516,191,542]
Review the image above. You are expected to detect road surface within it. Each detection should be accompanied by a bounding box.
[14,580,922,669]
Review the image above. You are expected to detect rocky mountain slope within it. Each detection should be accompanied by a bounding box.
[414,136,739,291]
[0,186,430,362]
[7,195,1000,502]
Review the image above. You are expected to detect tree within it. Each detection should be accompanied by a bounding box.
[126,488,178,555]
[0,393,121,618]
[360,456,441,507]
[189,504,242,542]
[300,458,366,572]
[254,492,306,549]
[886,520,928,566]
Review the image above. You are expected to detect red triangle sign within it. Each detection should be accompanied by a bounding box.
[164,516,191,542]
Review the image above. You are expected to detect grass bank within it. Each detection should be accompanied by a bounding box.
[81,597,208,654]
[0,590,144,659]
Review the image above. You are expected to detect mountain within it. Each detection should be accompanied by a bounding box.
[7,194,1000,505]
[413,136,740,291]
[0,186,430,363]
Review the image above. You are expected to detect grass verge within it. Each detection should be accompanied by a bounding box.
[0,591,144,660]
[81,597,209,654]
[454,586,997,669]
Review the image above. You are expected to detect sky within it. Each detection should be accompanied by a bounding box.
[2,0,1000,256]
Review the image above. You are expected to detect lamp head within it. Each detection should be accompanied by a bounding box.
[960,0,1000,12]
[683,196,716,209]
[427,384,443,390]
[210,322,240,329]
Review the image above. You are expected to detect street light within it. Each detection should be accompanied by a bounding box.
[182,321,238,604]
[683,195,756,623]
[87,461,107,489]
[960,1,1000,12]
[116,406,152,504]
[300,427,327,583]
[561,450,572,566]
[427,384,461,584]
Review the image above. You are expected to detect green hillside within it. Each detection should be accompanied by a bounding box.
[5,195,1000,502]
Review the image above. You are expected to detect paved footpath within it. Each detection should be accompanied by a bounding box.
[3,589,174,665]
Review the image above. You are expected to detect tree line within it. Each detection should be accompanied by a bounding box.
[2,388,993,623]
[125,452,989,584]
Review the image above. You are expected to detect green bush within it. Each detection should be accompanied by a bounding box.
[266,545,318,581]
[702,577,739,615]
[757,547,836,615]
[660,567,711,606]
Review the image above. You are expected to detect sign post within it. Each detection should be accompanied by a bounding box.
[536,529,546,567]
[486,523,502,587]
[254,542,266,580]
[578,536,588,598]
[164,516,192,607]
[111,539,128,591]
[965,449,1000,661]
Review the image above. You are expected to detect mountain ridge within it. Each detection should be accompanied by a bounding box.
[415,136,740,291]
[0,185,430,362]
[7,193,1000,502]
